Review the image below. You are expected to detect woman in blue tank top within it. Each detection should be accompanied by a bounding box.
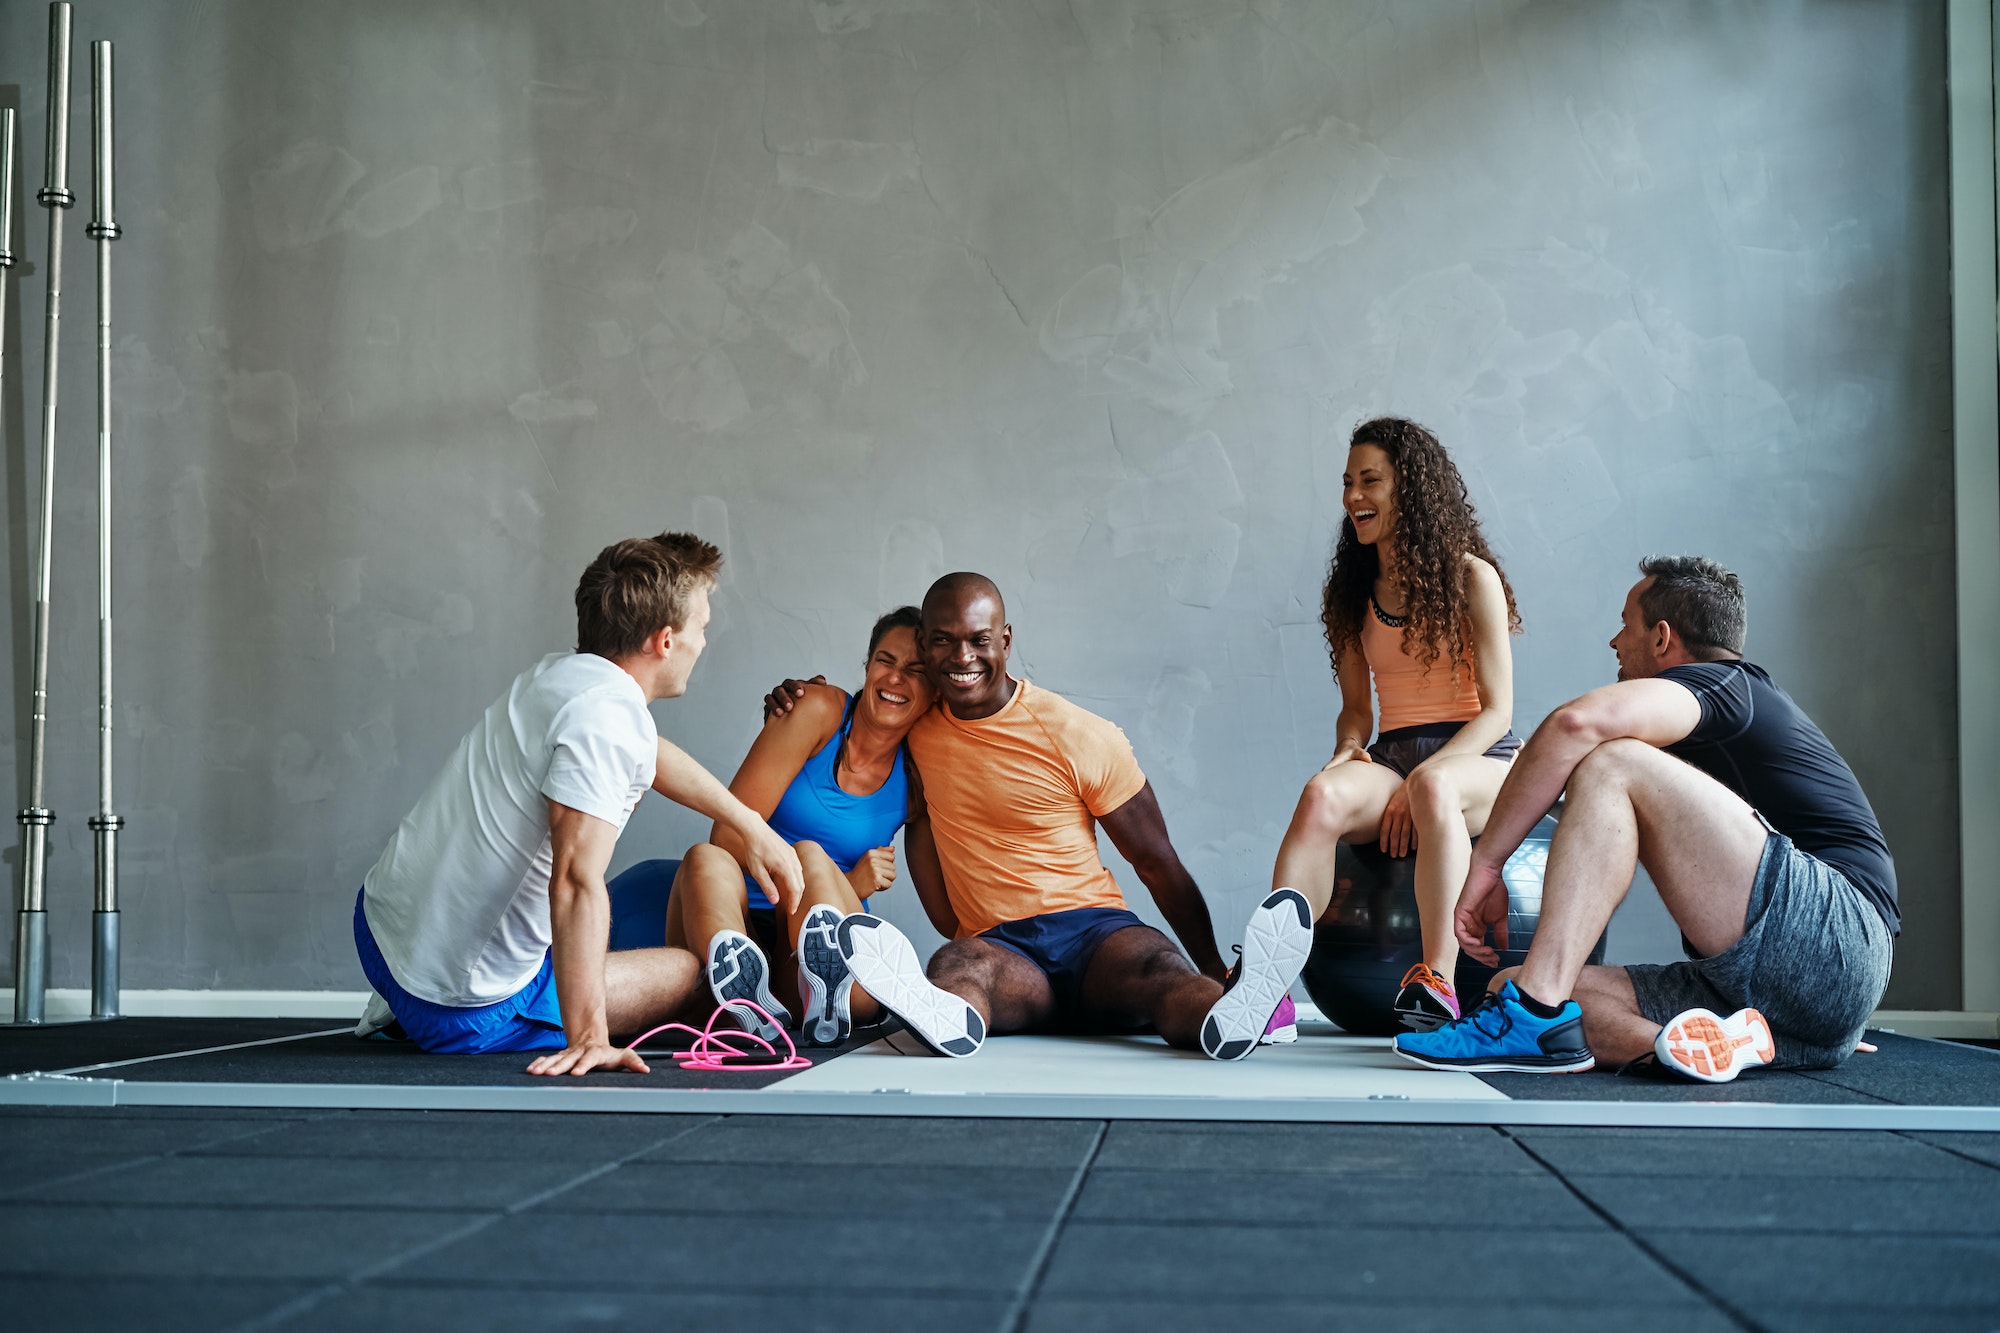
[644,607,931,1046]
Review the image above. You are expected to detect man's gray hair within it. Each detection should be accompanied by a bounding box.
[1637,555,1746,658]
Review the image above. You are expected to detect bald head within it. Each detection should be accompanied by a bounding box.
[923,571,1005,625]
[919,572,1015,720]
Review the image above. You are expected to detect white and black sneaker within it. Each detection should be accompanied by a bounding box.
[706,930,790,1045]
[796,904,855,1047]
[835,914,984,1058]
[1201,888,1316,1061]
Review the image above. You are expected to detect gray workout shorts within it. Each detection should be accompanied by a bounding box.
[1625,829,1893,1070]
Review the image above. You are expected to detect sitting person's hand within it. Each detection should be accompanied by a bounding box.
[1319,743,1371,773]
[846,845,896,897]
[1378,780,1417,857]
[1455,859,1509,965]
[763,675,828,722]
[740,821,806,915]
[526,1043,650,1077]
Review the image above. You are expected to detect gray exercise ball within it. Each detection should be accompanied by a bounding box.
[1297,813,1608,1036]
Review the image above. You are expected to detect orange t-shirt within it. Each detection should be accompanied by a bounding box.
[1360,602,1482,733]
[906,680,1147,937]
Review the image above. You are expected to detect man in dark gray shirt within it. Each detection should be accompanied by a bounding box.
[1396,556,1895,1079]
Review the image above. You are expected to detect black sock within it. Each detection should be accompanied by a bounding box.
[1512,987,1567,1019]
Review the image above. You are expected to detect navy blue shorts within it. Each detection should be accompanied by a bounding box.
[979,906,1147,1016]
[607,857,780,956]
[354,858,684,1056]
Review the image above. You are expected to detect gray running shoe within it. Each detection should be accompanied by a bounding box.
[795,904,855,1047]
[705,930,789,1045]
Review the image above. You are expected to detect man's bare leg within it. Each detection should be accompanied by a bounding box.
[1514,738,1768,1020]
[1077,926,1223,1050]
[602,945,705,1037]
[927,937,1060,1034]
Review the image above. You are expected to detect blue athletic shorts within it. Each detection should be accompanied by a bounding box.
[353,858,682,1056]
[979,906,1147,1015]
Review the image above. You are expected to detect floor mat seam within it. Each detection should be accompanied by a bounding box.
[1497,1125,1765,1333]
[222,1113,727,1332]
[997,1119,1108,1333]
[0,1115,340,1201]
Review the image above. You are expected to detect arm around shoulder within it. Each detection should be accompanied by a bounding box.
[709,683,845,855]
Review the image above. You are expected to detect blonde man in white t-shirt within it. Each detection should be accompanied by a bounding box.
[355,532,803,1076]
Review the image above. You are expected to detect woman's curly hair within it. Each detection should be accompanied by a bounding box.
[1321,417,1520,681]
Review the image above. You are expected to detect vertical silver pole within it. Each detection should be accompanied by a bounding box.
[86,40,121,1021]
[14,2,72,1025]
[0,116,15,1010]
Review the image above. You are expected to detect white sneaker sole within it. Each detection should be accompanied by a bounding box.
[836,915,984,1058]
[706,930,789,1045]
[796,905,854,1048]
[1202,889,1315,1061]
[1656,1006,1775,1083]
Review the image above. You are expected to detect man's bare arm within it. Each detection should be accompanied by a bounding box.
[1473,678,1703,872]
[526,801,649,1077]
[903,811,960,939]
[1097,782,1227,980]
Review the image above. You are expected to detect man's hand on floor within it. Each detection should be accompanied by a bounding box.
[526,1043,651,1077]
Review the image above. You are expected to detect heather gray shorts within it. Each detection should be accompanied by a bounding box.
[1626,829,1893,1070]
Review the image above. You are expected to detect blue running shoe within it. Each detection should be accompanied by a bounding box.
[1394,981,1595,1073]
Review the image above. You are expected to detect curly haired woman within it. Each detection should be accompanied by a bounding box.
[1201,418,1521,1057]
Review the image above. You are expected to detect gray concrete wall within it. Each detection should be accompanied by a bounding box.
[0,0,1959,1006]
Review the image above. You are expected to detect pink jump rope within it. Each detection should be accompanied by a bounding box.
[624,1000,813,1072]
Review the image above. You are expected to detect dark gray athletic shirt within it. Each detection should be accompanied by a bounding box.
[1658,660,1898,934]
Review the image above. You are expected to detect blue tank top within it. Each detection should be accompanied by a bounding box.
[745,693,911,910]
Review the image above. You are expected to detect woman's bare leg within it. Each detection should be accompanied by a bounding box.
[665,842,752,963]
[1270,761,1404,917]
[1402,754,1514,977]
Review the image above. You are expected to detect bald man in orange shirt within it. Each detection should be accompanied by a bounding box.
[768,573,1305,1059]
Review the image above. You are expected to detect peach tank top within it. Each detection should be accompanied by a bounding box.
[1360,600,1482,733]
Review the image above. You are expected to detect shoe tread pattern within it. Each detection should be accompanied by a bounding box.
[1201,889,1314,1061]
[707,933,788,1044]
[796,905,853,1047]
[836,916,984,1058]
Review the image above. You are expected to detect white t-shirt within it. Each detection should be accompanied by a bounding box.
[361,653,657,1007]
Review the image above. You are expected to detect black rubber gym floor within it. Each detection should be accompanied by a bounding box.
[1,1104,1998,1330]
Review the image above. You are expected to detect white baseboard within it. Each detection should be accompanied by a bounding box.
[0,989,369,1020]
[1870,1009,2000,1040]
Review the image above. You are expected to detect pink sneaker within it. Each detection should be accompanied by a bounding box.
[1260,993,1299,1045]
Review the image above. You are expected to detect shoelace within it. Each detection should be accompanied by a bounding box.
[1398,963,1455,995]
[624,1000,813,1071]
[1434,990,1513,1042]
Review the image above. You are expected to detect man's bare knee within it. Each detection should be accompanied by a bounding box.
[1571,737,1655,787]
[926,939,990,985]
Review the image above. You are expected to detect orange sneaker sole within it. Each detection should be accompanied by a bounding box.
[1656,1007,1774,1083]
